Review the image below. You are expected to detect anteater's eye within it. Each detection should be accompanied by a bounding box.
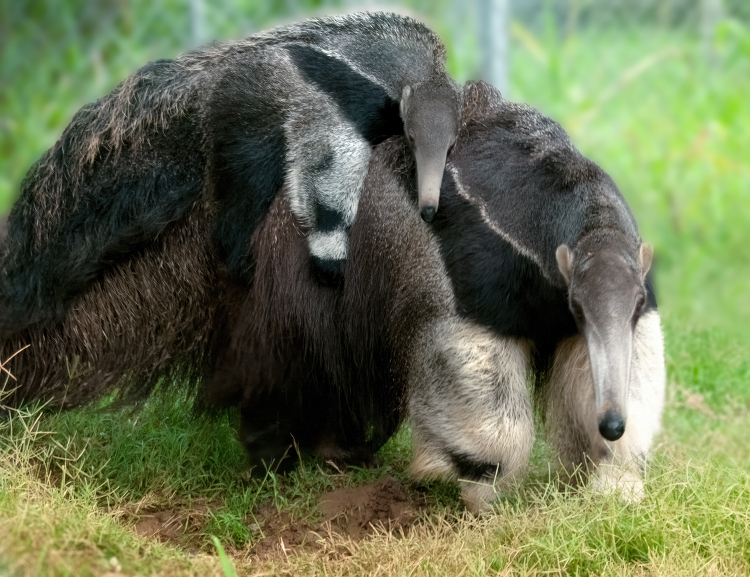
[635,295,646,315]
[632,294,647,327]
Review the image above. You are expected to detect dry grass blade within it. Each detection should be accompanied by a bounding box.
[0,344,30,381]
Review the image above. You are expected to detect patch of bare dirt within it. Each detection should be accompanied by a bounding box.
[133,510,187,541]
[252,476,428,560]
[251,506,320,560]
[319,475,423,539]
[123,477,428,561]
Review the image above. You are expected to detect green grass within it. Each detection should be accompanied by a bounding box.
[1,322,749,575]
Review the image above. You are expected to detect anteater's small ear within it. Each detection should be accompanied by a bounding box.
[556,245,573,286]
[400,85,412,119]
[639,243,654,279]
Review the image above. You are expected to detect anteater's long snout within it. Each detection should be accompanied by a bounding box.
[415,150,449,223]
[587,329,633,443]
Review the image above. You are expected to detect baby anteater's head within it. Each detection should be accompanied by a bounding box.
[400,77,461,222]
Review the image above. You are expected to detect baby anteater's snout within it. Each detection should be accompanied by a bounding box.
[420,205,437,222]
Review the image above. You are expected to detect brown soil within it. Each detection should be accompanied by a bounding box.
[124,476,427,560]
[319,475,422,539]
[133,509,189,541]
[252,476,428,559]
[251,505,320,560]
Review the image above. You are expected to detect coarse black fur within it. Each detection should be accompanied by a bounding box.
[211,82,661,476]
[431,83,657,369]
[286,44,404,145]
[203,14,460,282]
[0,58,206,333]
[203,55,288,280]
[205,170,421,467]
[0,12,459,333]
[0,203,224,408]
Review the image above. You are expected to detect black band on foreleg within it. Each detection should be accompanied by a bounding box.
[449,450,502,482]
[314,201,345,234]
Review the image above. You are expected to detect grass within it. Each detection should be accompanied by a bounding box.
[2,6,750,577]
[1,323,749,576]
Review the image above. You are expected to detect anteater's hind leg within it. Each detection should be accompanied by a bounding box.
[542,310,666,500]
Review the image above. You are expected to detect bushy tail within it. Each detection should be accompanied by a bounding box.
[0,56,211,335]
[0,204,223,409]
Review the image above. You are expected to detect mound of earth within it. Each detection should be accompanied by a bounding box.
[253,476,427,559]
[319,475,421,539]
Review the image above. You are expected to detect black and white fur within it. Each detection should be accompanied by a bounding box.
[0,81,664,512]
[205,12,460,280]
[0,12,459,333]
[208,81,665,509]
[407,82,665,507]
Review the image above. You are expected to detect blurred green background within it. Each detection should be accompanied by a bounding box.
[1,0,749,342]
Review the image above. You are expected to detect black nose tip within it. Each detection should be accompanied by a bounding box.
[420,206,437,222]
[598,410,626,441]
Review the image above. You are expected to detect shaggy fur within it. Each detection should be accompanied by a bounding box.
[0,204,222,407]
[0,12,459,334]
[0,84,206,331]
[207,82,665,506]
[0,81,665,511]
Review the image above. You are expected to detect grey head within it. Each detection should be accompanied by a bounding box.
[556,240,654,442]
[400,77,461,222]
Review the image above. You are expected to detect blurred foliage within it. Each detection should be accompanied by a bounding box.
[516,0,750,30]
[1,0,749,339]
[509,5,750,341]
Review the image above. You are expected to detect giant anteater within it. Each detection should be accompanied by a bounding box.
[0,82,664,511]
